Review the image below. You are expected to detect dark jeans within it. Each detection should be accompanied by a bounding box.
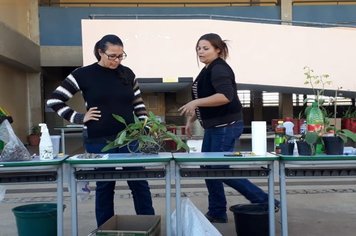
[85,142,155,227]
[202,120,269,219]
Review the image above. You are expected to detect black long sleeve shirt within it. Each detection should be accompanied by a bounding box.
[47,63,147,139]
[192,57,243,128]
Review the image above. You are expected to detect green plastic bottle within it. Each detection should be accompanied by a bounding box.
[274,120,286,154]
[0,140,4,153]
[307,102,324,133]
[307,102,325,154]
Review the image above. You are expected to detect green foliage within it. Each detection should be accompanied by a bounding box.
[302,67,356,150]
[325,127,356,144]
[30,125,41,135]
[303,66,332,107]
[302,131,321,155]
[303,66,332,139]
[304,132,320,146]
[343,107,356,119]
[102,112,190,153]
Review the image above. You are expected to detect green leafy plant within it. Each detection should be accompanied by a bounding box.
[343,107,356,119]
[324,128,356,144]
[301,67,331,154]
[303,66,332,107]
[27,125,41,146]
[303,66,332,123]
[301,67,356,153]
[30,125,41,135]
[102,112,189,154]
[324,87,356,143]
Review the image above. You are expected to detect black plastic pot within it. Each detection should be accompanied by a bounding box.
[280,143,295,155]
[229,203,270,236]
[296,141,313,155]
[322,136,344,155]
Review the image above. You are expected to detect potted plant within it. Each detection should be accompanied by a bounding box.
[27,125,41,146]
[279,135,296,155]
[300,131,322,155]
[303,66,331,127]
[300,66,332,155]
[342,106,356,133]
[102,112,189,154]
[322,88,356,154]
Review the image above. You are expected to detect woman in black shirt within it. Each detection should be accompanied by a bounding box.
[179,33,270,223]
[47,34,155,226]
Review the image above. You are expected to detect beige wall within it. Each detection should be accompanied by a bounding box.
[0,0,41,143]
[82,19,356,94]
[0,64,30,141]
[0,0,39,43]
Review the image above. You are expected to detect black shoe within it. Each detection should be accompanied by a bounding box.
[260,201,280,212]
[205,213,228,223]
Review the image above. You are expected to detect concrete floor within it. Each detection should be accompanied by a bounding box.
[1,181,356,236]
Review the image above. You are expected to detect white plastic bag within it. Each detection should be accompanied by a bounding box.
[171,198,222,236]
[0,120,31,161]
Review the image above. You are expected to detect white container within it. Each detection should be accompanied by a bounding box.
[283,120,294,136]
[39,123,54,160]
[251,121,267,155]
[300,120,307,134]
[50,135,61,156]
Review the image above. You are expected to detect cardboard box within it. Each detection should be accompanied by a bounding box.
[89,215,161,236]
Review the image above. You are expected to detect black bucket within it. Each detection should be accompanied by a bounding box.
[229,203,271,236]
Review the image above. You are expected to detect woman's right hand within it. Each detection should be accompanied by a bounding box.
[83,107,101,123]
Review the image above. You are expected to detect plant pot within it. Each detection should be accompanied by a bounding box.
[296,141,313,155]
[322,136,344,155]
[27,134,40,146]
[342,118,356,133]
[280,143,295,155]
[229,203,275,236]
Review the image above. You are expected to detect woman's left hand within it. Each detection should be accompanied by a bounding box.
[178,101,197,117]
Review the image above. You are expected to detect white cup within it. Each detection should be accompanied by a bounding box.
[50,135,61,156]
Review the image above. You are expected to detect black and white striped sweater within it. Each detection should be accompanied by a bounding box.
[46,63,147,139]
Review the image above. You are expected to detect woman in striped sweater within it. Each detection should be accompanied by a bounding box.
[47,34,155,226]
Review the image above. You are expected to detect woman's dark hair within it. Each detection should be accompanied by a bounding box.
[94,34,124,61]
[196,33,229,60]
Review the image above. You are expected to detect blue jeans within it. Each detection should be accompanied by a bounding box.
[85,142,155,226]
[202,121,269,219]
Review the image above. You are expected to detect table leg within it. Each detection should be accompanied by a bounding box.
[268,161,276,236]
[279,161,288,236]
[175,163,182,236]
[70,166,78,236]
[61,129,65,154]
[165,161,172,236]
[57,165,63,236]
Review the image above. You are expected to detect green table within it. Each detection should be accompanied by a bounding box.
[0,155,68,236]
[65,152,173,236]
[279,154,356,236]
[173,152,278,236]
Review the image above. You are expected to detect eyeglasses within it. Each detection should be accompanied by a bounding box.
[103,51,127,61]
